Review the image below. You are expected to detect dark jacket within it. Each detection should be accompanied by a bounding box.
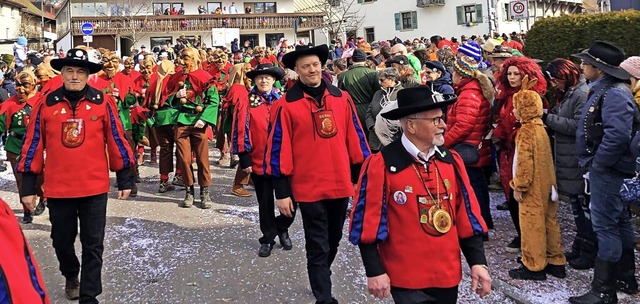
[2,79,16,96]
[428,72,455,96]
[0,86,9,102]
[338,65,380,126]
[577,75,637,176]
[366,84,403,151]
[544,78,589,195]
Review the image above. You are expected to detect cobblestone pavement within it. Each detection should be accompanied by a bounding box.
[1,147,638,303]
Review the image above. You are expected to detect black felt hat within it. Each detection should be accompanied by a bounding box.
[572,41,630,80]
[50,48,102,74]
[246,63,285,81]
[381,86,457,120]
[282,44,329,69]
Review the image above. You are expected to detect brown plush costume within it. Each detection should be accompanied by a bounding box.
[510,76,566,272]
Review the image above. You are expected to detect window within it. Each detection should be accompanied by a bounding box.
[207,2,222,14]
[245,2,277,13]
[456,4,483,25]
[357,0,377,3]
[394,11,417,31]
[265,33,284,48]
[150,36,172,49]
[503,3,512,21]
[365,27,375,42]
[329,0,340,6]
[152,2,184,14]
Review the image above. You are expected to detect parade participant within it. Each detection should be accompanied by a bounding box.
[570,41,639,304]
[0,197,50,303]
[493,56,547,254]
[232,63,295,257]
[264,44,370,304]
[208,49,234,164]
[119,56,141,81]
[508,75,566,280]
[225,63,254,196]
[90,50,140,194]
[349,86,490,303]
[131,56,157,165]
[0,71,45,222]
[34,64,58,91]
[17,48,134,303]
[166,48,220,208]
[338,49,380,129]
[144,59,182,193]
[249,46,277,67]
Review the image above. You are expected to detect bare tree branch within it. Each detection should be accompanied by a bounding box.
[95,0,153,51]
[312,0,365,41]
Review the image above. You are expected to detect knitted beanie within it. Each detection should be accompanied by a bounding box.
[621,56,640,79]
[453,56,479,78]
[458,41,483,62]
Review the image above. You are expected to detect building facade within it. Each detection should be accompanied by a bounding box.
[349,0,582,43]
[0,0,56,54]
[55,0,324,56]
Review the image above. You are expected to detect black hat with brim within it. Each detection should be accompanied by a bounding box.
[572,41,631,80]
[381,86,457,120]
[246,63,285,81]
[51,48,102,74]
[282,44,329,70]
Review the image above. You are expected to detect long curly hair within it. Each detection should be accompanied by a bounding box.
[496,56,547,101]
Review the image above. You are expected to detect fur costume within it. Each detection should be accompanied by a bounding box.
[509,76,566,272]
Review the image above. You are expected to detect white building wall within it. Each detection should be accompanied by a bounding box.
[493,0,583,35]
[68,0,296,16]
[0,4,22,54]
[132,29,298,51]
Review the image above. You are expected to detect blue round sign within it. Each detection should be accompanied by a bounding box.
[81,22,94,36]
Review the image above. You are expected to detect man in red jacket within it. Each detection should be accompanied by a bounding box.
[349,86,491,303]
[18,48,134,303]
[264,45,370,304]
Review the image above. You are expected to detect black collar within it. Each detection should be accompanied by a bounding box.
[46,85,105,106]
[285,79,342,102]
[380,138,454,173]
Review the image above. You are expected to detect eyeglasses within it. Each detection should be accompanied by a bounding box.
[410,115,444,126]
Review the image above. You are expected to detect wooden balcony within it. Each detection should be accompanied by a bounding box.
[70,13,325,35]
[417,0,446,7]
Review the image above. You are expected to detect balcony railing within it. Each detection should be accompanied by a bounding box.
[70,13,325,35]
[417,0,446,7]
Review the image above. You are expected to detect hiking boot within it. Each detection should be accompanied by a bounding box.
[23,210,33,223]
[65,277,80,300]
[172,174,185,188]
[545,264,567,278]
[231,185,252,197]
[509,265,546,281]
[158,180,175,193]
[33,198,46,216]
[216,153,230,166]
[200,187,213,209]
[180,186,194,208]
[505,236,521,253]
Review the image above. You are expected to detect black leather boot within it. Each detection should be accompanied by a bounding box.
[566,237,583,261]
[569,259,618,304]
[570,239,596,270]
[616,249,638,294]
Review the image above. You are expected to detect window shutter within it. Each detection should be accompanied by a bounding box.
[456,6,463,25]
[475,4,483,23]
[357,0,363,3]
[395,13,401,30]
[411,11,418,29]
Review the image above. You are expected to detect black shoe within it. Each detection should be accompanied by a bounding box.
[482,233,489,242]
[569,259,618,304]
[258,243,273,257]
[315,298,339,304]
[617,278,639,295]
[279,232,292,250]
[23,211,33,223]
[566,238,583,260]
[545,264,567,278]
[569,255,595,270]
[135,175,142,183]
[496,201,509,210]
[509,265,546,280]
[33,198,46,216]
[505,236,521,253]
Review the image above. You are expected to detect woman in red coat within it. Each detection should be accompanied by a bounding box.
[446,56,495,231]
[493,56,547,253]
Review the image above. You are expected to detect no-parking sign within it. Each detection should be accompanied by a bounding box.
[510,0,529,20]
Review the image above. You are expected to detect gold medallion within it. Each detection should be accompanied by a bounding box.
[433,209,452,233]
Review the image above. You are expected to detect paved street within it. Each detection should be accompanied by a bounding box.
[1,147,639,303]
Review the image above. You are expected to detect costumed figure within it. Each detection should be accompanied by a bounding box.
[130,56,157,165]
[120,56,141,81]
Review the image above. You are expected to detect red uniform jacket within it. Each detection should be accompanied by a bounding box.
[0,198,49,303]
[249,55,278,67]
[444,78,492,167]
[132,74,157,98]
[119,70,141,82]
[164,68,213,99]
[231,87,281,175]
[349,140,487,289]
[207,62,233,93]
[89,72,133,97]
[263,81,370,202]
[17,86,134,198]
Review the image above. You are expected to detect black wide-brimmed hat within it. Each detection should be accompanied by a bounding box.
[282,44,329,69]
[51,48,103,74]
[572,41,630,80]
[246,63,285,81]
[381,86,457,120]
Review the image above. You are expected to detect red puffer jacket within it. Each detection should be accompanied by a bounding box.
[445,78,492,168]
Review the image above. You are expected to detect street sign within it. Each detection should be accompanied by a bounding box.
[510,0,529,20]
[81,22,94,36]
[83,35,93,43]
